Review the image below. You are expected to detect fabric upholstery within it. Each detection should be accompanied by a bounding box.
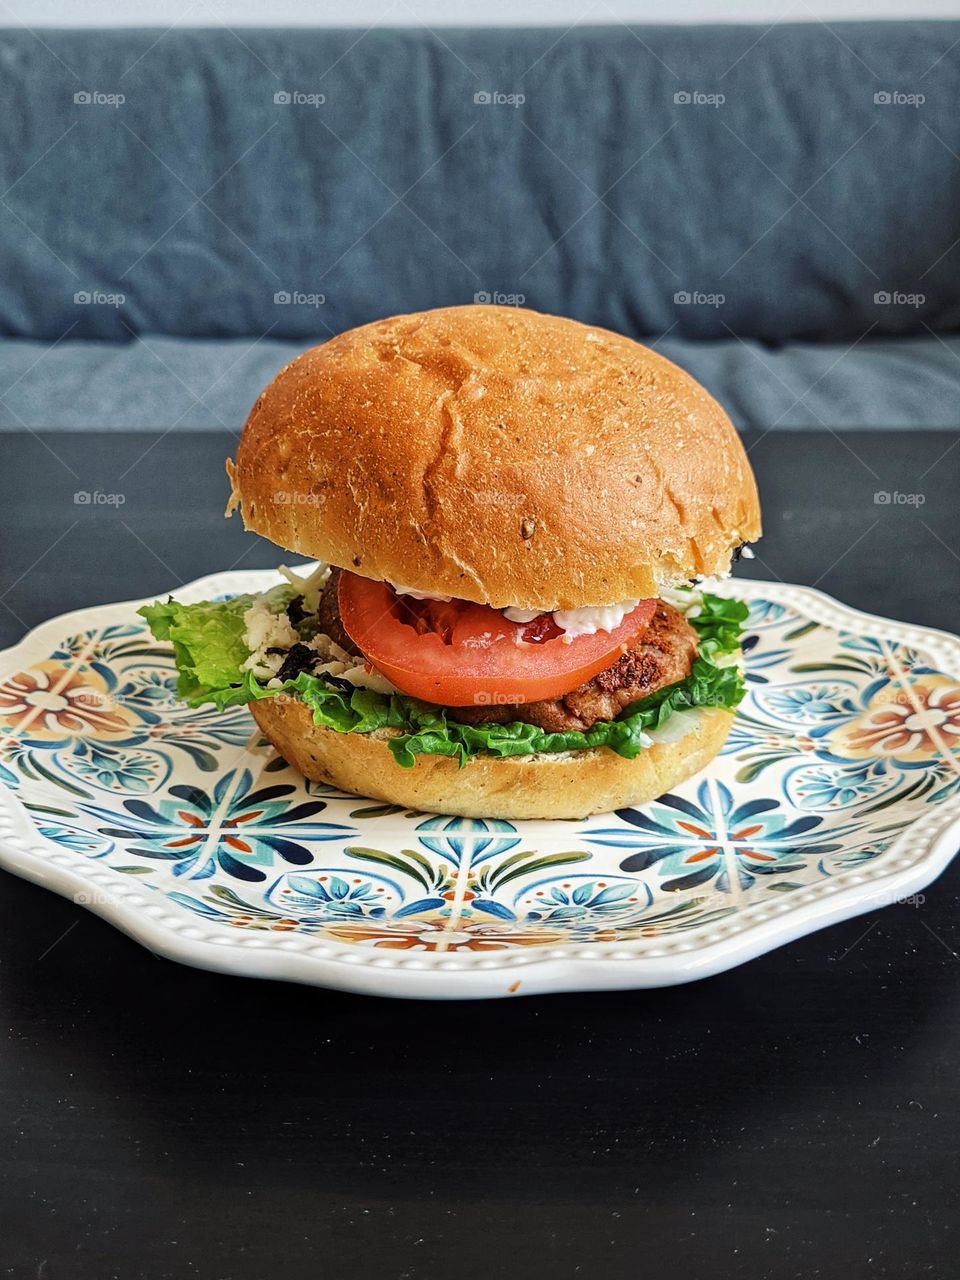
[0,23,958,346]
[2,332,957,431]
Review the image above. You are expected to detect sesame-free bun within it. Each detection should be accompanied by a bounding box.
[250,699,734,821]
[229,306,760,610]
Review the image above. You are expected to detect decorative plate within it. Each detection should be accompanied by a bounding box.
[0,572,958,999]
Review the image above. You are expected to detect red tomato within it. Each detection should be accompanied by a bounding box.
[336,572,657,707]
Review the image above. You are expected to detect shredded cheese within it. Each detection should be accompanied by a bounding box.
[277,561,331,613]
[241,598,298,679]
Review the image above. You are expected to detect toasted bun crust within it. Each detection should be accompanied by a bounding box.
[250,699,734,820]
[230,306,760,610]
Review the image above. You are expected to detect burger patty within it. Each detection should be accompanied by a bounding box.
[315,568,361,656]
[308,573,698,735]
[449,602,698,734]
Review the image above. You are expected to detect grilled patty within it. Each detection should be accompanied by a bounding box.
[449,602,698,733]
[316,568,362,656]
[309,573,698,734]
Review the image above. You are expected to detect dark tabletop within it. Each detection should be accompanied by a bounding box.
[1,429,959,1280]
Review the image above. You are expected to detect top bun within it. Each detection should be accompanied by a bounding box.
[229,306,761,610]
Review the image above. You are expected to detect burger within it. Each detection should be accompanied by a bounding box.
[140,305,761,819]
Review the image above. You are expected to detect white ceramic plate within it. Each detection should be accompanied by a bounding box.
[0,572,958,999]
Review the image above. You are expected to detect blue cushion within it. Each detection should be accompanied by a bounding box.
[1,333,956,431]
[1,24,959,345]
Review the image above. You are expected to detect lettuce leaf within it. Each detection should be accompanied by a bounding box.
[139,595,258,704]
[139,587,295,705]
[138,588,748,768]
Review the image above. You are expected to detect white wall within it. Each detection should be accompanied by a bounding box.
[5,0,959,25]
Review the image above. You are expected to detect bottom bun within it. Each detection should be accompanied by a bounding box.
[250,699,735,820]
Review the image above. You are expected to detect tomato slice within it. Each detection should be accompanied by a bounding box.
[336,572,657,707]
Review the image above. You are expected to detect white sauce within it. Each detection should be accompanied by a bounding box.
[392,584,643,642]
[500,607,540,624]
[390,583,453,602]
[504,599,641,641]
[551,601,641,640]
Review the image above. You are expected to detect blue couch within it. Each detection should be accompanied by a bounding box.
[1,23,958,432]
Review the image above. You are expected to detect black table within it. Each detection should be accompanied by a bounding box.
[1,430,959,1280]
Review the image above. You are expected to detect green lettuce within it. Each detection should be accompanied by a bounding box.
[138,588,748,768]
[139,587,295,705]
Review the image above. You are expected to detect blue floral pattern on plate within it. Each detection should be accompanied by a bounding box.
[0,573,958,990]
